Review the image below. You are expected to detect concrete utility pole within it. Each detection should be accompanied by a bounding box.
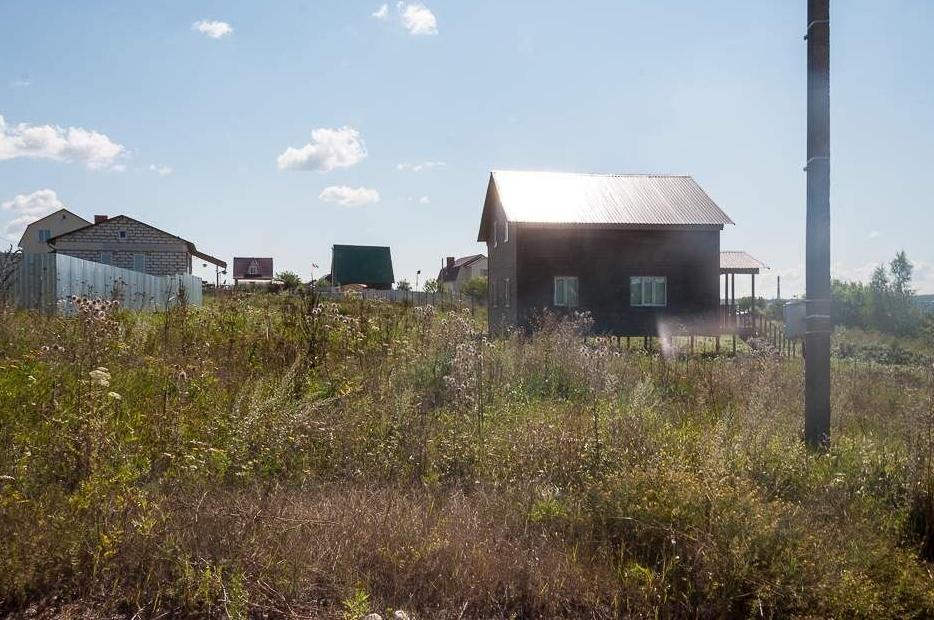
[805,0,831,448]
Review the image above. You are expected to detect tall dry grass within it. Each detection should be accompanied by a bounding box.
[1,291,933,618]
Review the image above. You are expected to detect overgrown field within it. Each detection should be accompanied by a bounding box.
[1,293,934,618]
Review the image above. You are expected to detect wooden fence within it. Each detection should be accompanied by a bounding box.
[5,253,202,313]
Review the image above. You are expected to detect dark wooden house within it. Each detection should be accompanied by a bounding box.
[477,171,735,335]
[331,244,394,290]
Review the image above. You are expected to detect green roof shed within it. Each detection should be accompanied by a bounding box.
[331,245,394,289]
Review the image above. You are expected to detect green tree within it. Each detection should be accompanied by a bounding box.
[276,271,303,292]
[396,279,412,291]
[423,278,440,294]
[890,250,914,297]
[461,276,488,303]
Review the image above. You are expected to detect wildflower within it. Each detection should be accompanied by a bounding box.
[108,391,122,401]
[89,367,111,387]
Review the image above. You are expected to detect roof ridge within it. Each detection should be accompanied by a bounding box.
[492,169,692,178]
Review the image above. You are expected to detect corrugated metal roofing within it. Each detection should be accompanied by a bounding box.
[490,170,734,227]
[719,251,768,272]
[331,245,394,287]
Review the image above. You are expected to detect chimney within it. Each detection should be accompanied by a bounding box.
[446,256,455,269]
[94,215,108,224]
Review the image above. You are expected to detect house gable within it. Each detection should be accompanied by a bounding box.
[18,209,91,254]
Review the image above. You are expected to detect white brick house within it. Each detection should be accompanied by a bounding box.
[48,215,225,277]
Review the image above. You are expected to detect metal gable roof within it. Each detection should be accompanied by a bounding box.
[331,245,394,286]
[489,170,734,227]
[720,251,769,273]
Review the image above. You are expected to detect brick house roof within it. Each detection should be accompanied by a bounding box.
[438,254,485,283]
[48,215,226,268]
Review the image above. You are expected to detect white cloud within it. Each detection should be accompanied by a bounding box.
[868,230,881,240]
[277,126,367,172]
[319,185,381,207]
[2,189,65,242]
[418,195,430,204]
[149,164,173,177]
[397,2,438,35]
[371,4,389,20]
[10,75,31,88]
[193,20,233,39]
[0,115,126,170]
[396,160,445,172]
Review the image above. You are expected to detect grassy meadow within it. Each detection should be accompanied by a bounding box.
[1,292,934,618]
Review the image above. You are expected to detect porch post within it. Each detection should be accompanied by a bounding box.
[751,273,757,334]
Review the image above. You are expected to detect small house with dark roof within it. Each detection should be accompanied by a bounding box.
[331,244,394,290]
[233,257,274,284]
[437,254,487,294]
[477,170,738,336]
[48,214,226,277]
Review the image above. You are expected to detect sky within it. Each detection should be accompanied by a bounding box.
[2,0,933,295]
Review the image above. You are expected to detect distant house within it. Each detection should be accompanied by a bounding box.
[331,245,394,290]
[477,170,735,335]
[437,254,487,294]
[17,209,90,254]
[48,214,226,277]
[232,257,274,284]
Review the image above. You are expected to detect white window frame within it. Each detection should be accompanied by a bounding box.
[553,276,579,308]
[38,229,52,242]
[133,253,147,273]
[118,230,128,241]
[248,261,259,276]
[504,221,509,243]
[630,276,667,307]
[493,221,498,248]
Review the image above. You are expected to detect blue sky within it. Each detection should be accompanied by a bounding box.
[2,0,933,294]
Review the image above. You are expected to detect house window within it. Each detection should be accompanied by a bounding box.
[118,230,128,240]
[37,229,52,242]
[248,261,259,276]
[133,253,147,273]
[630,276,667,307]
[553,276,579,307]
[504,278,511,307]
[100,252,113,265]
[504,222,509,243]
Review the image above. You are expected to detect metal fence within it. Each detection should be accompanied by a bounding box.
[7,253,203,313]
[313,287,471,308]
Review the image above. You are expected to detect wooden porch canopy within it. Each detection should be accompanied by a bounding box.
[719,251,769,336]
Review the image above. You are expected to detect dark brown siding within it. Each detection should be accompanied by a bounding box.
[514,226,720,335]
[485,200,517,335]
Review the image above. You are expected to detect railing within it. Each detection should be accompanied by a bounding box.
[719,304,802,357]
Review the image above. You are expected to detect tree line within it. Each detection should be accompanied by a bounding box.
[832,250,932,337]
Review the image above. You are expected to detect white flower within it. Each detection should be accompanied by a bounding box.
[108,391,122,401]
[89,367,111,387]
